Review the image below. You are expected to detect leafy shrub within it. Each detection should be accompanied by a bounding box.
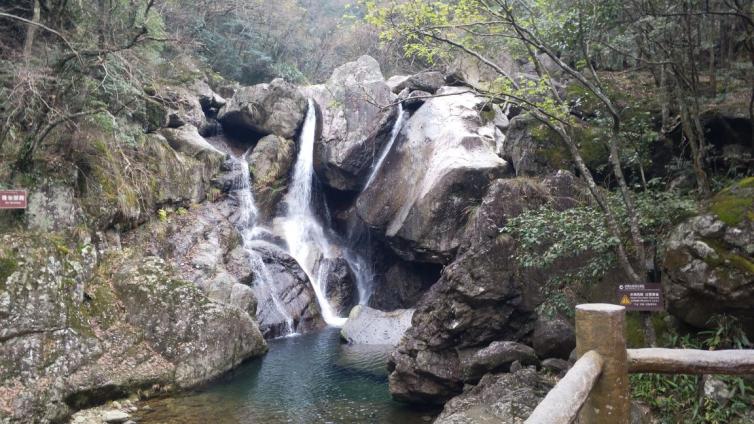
[503,189,697,315]
[631,316,753,423]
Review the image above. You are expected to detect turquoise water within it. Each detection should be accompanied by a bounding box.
[137,328,437,423]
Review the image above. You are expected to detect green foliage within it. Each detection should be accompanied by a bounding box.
[503,189,697,315]
[631,316,753,423]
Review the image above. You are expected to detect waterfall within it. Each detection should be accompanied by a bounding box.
[280,99,347,326]
[364,104,406,190]
[230,153,296,336]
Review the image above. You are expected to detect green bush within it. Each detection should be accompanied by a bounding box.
[631,316,753,423]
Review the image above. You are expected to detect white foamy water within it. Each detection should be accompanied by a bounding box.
[364,104,406,190]
[230,152,295,335]
[280,100,347,326]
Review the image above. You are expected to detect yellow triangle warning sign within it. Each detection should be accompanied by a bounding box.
[620,295,631,305]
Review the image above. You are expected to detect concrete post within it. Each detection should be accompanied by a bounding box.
[576,303,630,424]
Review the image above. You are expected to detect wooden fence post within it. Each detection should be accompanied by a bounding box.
[576,303,630,424]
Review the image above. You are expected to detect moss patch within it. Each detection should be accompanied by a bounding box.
[625,311,672,348]
[0,254,18,290]
[710,177,754,226]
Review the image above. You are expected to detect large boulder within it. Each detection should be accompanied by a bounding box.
[447,52,519,90]
[531,315,576,360]
[386,75,410,93]
[322,257,358,317]
[248,134,296,222]
[387,177,555,404]
[341,305,414,345]
[302,55,398,191]
[504,113,563,176]
[434,368,553,424]
[226,241,325,339]
[162,80,225,132]
[110,257,267,388]
[356,87,510,264]
[160,125,226,163]
[0,234,266,423]
[392,71,446,94]
[504,113,609,177]
[459,341,539,383]
[663,178,754,335]
[218,78,307,139]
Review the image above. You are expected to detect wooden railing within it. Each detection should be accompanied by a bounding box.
[526,304,754,424]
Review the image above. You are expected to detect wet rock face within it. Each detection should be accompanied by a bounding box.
[0,234,266,423]
[322,257,358,317]
[124,194,324,340]
[663,207,754,335]
[433,368,553,424]
[341,305,414,345]
[227,241,325,339]
[368,261,440,311]
[218,78,307,139]
[356,87,510,264]
[248,134,295,222]
[303,55,398,192]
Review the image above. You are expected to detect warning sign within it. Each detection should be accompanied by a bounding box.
[616,283,664,311]
[0,190,28,209]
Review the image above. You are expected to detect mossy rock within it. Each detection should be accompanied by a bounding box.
[528,121,609,174]
[144,98,169,133]
[0,254,18,290]
[625,312,672,348]
[710,177,754,226]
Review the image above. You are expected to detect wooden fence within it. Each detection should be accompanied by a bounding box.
[526,304,754,424]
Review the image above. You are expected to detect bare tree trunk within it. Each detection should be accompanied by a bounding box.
[545,120,643,284]
[747,25,754,147]
[677,87,711,197]
[709,36,716,95]
[501,9,648,279]
[23,0,41,62]
[660,64,670,133]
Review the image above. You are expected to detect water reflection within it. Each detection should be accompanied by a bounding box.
[137,328,437,423]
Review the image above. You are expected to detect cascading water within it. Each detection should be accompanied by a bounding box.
[280,99,347,326]
[280,100,408,325]
[230,153,296,335]
[364,104,406,190]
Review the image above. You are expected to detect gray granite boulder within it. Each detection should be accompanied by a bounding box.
[218,78,307,139]
[356,87,510,263]
[302,55,398,191]
[341,305,414,345]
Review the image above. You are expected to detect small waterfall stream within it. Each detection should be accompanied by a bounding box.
[365,104,406,190]
[230,153,295,335]
[280,99,347,326]
[233,100,407,329]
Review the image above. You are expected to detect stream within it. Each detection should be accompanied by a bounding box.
[135,328,437,423]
